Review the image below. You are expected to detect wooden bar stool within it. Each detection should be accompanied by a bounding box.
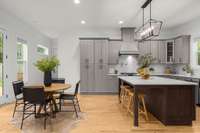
[120,85,132,108]
[127,90,149,121]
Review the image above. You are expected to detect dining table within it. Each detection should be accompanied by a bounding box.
[25,83,72,116]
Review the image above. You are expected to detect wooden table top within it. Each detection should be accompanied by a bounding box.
[24,83,72,92]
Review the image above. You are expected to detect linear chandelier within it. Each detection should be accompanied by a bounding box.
[135,0,163,41]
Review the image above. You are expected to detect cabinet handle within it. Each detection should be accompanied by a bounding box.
[86,65,89,69]
[179,58,182,63]
[99,59,103,64]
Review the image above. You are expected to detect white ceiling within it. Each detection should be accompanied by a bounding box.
[0,0,199,38]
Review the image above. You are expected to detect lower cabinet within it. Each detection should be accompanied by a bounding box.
[80,63,95,93]
[80,63,118,93]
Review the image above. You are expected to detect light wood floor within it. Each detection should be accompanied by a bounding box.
[1,95,200,133]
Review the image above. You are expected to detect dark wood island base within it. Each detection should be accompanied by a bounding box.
[119,78,196,127]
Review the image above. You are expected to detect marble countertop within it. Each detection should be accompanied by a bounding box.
[152,74,200,80]
[118,76,198,86]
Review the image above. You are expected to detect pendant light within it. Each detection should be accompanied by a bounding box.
[135,0,163,41]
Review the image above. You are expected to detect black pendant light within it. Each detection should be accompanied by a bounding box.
[135,0,163,41]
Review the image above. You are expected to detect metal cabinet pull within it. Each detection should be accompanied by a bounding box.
[99,59,103,64]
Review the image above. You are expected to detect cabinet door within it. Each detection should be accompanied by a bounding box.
[108,41,121,64]
[94,64,109,92]
[80,40,94,64]
[182,36,190,64]
[80,63,94,92]
[174,38,182,63]
[158,41,166,63]
[150,41,159,62]
[106,76,119,93]
[94,40,108,64]
[80,63,88,92]
[139,41,151,56]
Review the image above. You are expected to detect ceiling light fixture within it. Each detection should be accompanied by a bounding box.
[74,0,80,4]
[135,0,163,41]
[81,20,86,24]
[118,21,124,25]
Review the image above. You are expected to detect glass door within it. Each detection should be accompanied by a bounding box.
[0,29,6,105]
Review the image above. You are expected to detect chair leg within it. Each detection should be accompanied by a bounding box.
[75,96,81,112]
[44,105,47,130]
[59,98,62,111]
[20,104,26,129]
[12,101,17,118]
[34,104,37,118]
[72,100,78,118]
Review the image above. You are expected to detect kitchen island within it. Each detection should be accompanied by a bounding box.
[118,76,197,127]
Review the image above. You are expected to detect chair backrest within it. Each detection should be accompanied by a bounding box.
[74,81,80,96]
[23,86,46,105]
[12,81,24,97]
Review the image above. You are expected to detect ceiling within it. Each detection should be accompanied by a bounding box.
[0,0,199,38]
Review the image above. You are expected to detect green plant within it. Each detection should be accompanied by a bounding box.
[182,64,193,74]
[138,53,155,69]
[35,56,59,72]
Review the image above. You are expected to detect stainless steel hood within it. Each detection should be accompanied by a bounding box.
[119,28,139,56]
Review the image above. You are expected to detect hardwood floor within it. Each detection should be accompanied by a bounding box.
[0,95,200,133]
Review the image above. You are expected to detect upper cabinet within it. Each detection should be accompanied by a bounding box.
[80,40,94,64]
[158,41,166,63]
[174,35,190,64]
[108,41,121,65]
[138,35,190,64]
[94,39,109,64]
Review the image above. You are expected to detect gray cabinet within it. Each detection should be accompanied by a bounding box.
[107,76,119,93]
[80,63,94,92]
[174,35,190,64]
[108,41,121,64]
[94,40,109,64]
[139,41,151,56]
[80,40,94,64]
[150,41,159,63]
[158,41,166,63]
[94,64,109,92]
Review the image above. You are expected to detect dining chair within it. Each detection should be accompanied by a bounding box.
[12,81,24,118]
[59,81,81,118]
[21,86,51,129]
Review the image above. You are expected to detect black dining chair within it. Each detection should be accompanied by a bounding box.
[59,81,81,118]
[21,86,51,129]
[12,81,24,118]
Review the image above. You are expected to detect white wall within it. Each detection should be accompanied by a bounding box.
[0,9,52,103]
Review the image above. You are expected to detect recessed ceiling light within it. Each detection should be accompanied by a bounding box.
[118,21,124,25]
[74,0,80,4]
[81,20,86,24]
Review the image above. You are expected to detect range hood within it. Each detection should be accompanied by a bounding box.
[119,28,140,56]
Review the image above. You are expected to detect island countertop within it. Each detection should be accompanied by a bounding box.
[118,76,198,86]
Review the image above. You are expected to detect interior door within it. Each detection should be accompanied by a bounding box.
[0,29,8,105]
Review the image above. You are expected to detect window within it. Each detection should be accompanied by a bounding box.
[17,39,28,82]
[197,40,200,65]
[37,45,49,55]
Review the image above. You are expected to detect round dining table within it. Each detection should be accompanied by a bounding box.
[25,83,72,116]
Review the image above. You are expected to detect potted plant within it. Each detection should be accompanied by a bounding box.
[182,64,193,76]
[137,53,155,79]
[35,56,59,86]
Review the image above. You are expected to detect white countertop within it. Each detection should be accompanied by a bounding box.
[152,73,200,79]
[118,76,198,86]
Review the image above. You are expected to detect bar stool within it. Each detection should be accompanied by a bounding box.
[127,90,149,121]
[120,85,132,108]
